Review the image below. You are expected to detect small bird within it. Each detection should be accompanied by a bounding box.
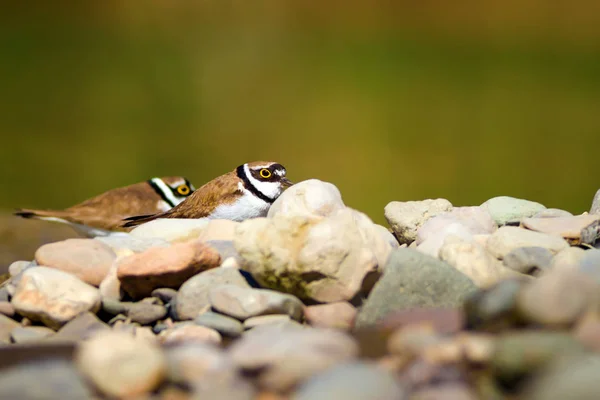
[15,177,195,237]
[123,161,293,227]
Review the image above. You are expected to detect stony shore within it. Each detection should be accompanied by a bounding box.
[0,182,599,399]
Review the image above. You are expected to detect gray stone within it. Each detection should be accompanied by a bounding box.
[159,324,222,345]
[503,246,553,275]
[0,301,14,317]
[8,260,33,277]
[579,249,600,282]
[480,196,546,225]
[464,278,526,331]
[11,267,101,330]
[194,311,244,337]
[486,226,569,260]
[292,362,405,400]
[209,285,304,321]
[533,208,574,218]
[165,343,236,387]
[151,287,178,304]
[0,313,20,344]
[51,312,110,343]
[229,325,358,392]
[10,326,54,343]
[522,215,600,245]
[384,199,453,245]
[355,248,477,329]
[243,314,291,329]
[176,267,251,320]
[591,189,600,215]
[126,301,168,325]
[0,359,93,400]
[0,287,9,302]
[551,247,587,272]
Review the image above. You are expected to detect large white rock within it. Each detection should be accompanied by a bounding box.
[234,209,389,303]
[11,267,101,330]
[384,199,453,245]
[267,179,346,219]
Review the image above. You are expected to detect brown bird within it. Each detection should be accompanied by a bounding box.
[122,161,293,227]
[15,177,195,237]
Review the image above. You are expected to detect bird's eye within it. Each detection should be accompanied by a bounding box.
[176,184,191,196]
[259,169,272,179]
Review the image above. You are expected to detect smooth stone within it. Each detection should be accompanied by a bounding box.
[165,343,236,387]
[159,325,222,345]
[76,331,166,398]
[0,287,8,302]
[11,267,101,330]
[196,219,239,242]
[117,239,221,299]
[194,311,244,337]
[591,189,600,214]
[34,238,116,286]
[573,313,600,352]
[51,312,110,343]
[374,225,400,249]
[243,315,291,330]
[480,196,546,225]
[439,235,508,288]
[416,206,497,245]
[416,223,474,258]
[380,308,465,335]
[492,331,584,384]
[485,226,569,260]
[551,247,587,272]
[151,287,178,303]
[524,354,600,400]
[205,240,244,267]
[10,326,54,343]
[129,218,210,242]
[0,313,21,344]
[578,250,600,282]
[0,301,15,317]
[229,325,358,392]
[95,234,170,256]
[355,249,477,329]
[292,362,405,400]
[304,302,357,330]
[176,267,251,320]
[409,383,477,400]
[464,278,527,331]
[8,260,33,277]
[533,208,574,218]
[502,246,553,275]
[0,360,93,400]
[210,285,304,321]
[384,199,453,245]
[235,210,387,303]
[522,214,600,245]
[125,301,168,325]
[267,179,346,218]
[99,262,120,300]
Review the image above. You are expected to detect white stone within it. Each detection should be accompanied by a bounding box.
[267,179,345,218]
[129,218,210,243]
[486,226,569,260]
[384,199,453,245]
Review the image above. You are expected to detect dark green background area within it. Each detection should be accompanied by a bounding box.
[1,3,599,229]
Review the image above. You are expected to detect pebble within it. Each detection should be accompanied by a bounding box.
[416,223,474,258]
[234,211,385,303]
[98,262,120,300]
[8,260,33,277]
[417,206,496,245]
[267,179,346,218]
[502,246,553,275]
[0,313,21,344]
[0,287,8,302]
[196,219,239,242]
[533,208,574,218]
[205,239,244,267]
[439,235,508,288]
[550,246,587,272]
[151,287,178,303]
[410,383,477,400]
[0,301,15,317]
[117,239,221,299]
[165,342,235,386]
[0,360,93,400]
[522,214,600,245]
[10,326,55,343]
[11,267,101,330]
[95,234,170,255]
[304,302,357,330]
[374,224,400,249]
[50,312,110,343]
[480,196,546,225]
[76,331,166,398]
[485,226,569,260]
[244,315,292,330]
[292,362,405,400]
[34,238,116,286]
[579,249,600,282]
[210,285,304,321]
[125,301,168,325]
[176,267,251,320]
[129,218,210,242]
[195,311,244,337]
[229,325,358,392]
[517,271,599,327]
[355,249,477,329]
[380,308,465,335]
[591,189,600,214]
[384,198,453,245]
[159,324,222,345]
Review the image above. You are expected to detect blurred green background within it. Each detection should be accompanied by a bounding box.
[0,1,599,267]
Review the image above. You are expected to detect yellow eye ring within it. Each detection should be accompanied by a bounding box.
[177,185,191,196]
[259,169,272,179]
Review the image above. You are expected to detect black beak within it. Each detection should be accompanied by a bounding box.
[281,178,294,188]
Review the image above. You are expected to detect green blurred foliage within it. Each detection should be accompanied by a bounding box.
[0,1,599,225]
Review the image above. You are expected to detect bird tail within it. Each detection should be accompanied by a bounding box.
[121,213,164,228]
[14,208,72,224]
